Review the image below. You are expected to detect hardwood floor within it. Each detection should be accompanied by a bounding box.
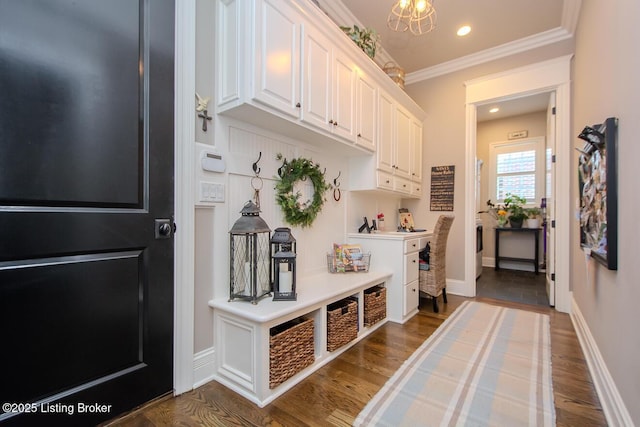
[106,296,607,426]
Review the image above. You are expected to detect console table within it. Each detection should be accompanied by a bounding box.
[494,227,541,274]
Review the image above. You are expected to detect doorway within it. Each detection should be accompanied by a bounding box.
[0,1,175,425]
[463,55,572,313]
[475,94,554,306]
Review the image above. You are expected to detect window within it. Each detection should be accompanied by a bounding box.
[489,137,545,205]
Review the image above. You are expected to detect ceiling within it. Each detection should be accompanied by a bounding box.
[318,0,580,120]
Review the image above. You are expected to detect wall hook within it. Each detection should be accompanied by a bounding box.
[277,157,287,178]
[252,152,262,176]
[332,171,342,201]
[333,171,341,187]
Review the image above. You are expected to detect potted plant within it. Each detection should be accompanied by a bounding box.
[339,25,379,59]
[525,206,542,228]
[503,193,528,228]
[485,199,508,227]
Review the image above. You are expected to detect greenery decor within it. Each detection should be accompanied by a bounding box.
[503,193,528,222]
[526,206,542,218]
[275,154,331,228]
[339,25,379,59]
[487,193,528,227]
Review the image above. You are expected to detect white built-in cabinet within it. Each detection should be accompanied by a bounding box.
[377,90,395,176]
[355,71,377,151]
[208,271,392,408]
[350,89,424,198]
[253,0,301,118]
[301,26,357,142]
[395,105,413,181]
[348,232,431,323]
[410,118,424,196]
[215,0,425,166]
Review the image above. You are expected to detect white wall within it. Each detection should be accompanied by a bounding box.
[193,0,217,354]
[572,0,640,423]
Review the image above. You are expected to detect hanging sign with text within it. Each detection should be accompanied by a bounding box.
[430,165,455,211]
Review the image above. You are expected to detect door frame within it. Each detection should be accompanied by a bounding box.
[174,0,196,395]
[464,55,573,313]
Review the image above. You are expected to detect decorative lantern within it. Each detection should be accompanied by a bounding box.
[270,227,297,301]
[229,200,271,304]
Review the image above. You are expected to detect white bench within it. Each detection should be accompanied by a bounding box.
[208,269,392,407]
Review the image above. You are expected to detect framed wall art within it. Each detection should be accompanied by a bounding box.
[430,165,455,211]
[577,117,618,270]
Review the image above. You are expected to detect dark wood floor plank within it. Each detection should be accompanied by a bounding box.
[107,294,607,427]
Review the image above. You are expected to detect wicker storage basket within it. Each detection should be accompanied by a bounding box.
[364,285,386,327]
[383,62,405,89]
[327,298,358,351]
[269,317,315,389]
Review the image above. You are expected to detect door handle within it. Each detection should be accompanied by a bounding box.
[155,219,176,239]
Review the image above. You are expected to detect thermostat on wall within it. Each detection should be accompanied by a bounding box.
[201,150,225,173]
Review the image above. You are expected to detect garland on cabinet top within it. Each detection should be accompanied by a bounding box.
[275,154,332,228]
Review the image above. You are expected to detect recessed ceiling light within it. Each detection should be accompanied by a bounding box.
[457,25,471,36]
[489,107,499,113]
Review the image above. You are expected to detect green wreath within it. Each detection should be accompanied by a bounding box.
[275,155,332,228]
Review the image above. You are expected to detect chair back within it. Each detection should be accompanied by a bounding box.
[431,215,454,259]
[419,215,454,302]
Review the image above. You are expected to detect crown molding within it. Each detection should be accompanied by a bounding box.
[561,0,582,34]
[320,0,581,85]
[405,27,573,85]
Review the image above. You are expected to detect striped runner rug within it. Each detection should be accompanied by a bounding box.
[354,301,555,426]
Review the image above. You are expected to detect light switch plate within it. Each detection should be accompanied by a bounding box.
[200,181,224,203]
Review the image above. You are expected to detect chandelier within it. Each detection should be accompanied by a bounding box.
[387,0,437,36]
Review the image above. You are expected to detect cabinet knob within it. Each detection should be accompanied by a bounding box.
[385,180,390,184]
[296,102,301,108]
[333,121,338,126]
[329,119,334,124]
[357,133,362,137]
[403,184,407,188]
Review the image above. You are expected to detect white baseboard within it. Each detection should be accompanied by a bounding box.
[482,256,495,268]
[193,347,216,389]
[570,299,633,427]
[445,278,467,296]
[483,256,539,272]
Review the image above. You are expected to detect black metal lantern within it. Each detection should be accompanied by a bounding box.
[229,201,271,304]
[270,227,297,301]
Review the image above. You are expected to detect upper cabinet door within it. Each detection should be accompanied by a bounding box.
[411,119,423,182]
[331,48,357,142]
[394,105,412,180]
[377,90,395,173]
[302,27,356,143]
[356,71,377,152]
[253,0,301,118]
[301,26,332,131]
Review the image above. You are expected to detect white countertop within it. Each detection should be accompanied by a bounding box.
[347,230,432,240]
[208,269,393,323]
